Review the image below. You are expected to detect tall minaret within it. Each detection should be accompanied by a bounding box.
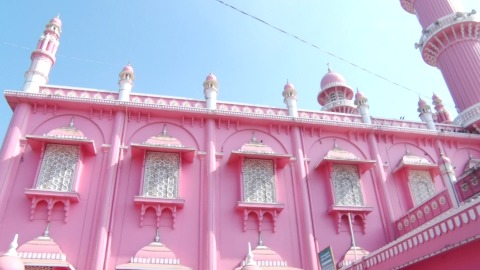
[23,16,62,93]
[282,81,298,117]
[203,73,219,110]
[118,64,135,101]
[400,0,480,129]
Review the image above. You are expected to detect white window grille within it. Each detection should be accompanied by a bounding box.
[332,164,363,206]
[36,144,79,192]
[143,152,180,198]
[242,158,275,203]
[409,170,435,205]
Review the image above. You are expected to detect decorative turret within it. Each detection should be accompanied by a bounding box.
[400,0,480,130]
[417,97,436,130]
[317,66,357,114]
[23,16,62,93]
[118,64,135,101]
[282,81,298,117]
[354,89,371,124]
[203,72,219,110]
[0,234,25,270]
[432,93,452,124]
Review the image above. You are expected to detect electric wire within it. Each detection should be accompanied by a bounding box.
[213,0,458,111]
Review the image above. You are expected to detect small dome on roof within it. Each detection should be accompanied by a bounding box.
[122,64,134,73]
[0,235,24,270]
[284,82,295,91]
[206,72,217,81]
[355,90,366,100]
[418,97,428,107]
[49,16,62,27]
[320,68,348,91]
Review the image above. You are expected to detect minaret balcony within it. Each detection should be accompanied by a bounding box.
[453,102,480,132]
[416,10,479,66]
[321,99,356,112]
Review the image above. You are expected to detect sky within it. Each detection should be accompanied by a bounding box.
[1,0,478,142]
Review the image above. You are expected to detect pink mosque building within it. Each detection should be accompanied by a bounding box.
[1,0,480,269]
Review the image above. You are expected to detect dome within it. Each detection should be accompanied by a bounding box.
[49,16,62,27]
[355,90,365,100]
[283,82,295,92]
[0,256,24,270]
[122,64,134,73]
[320,68,348,91]
[418,97,428,107]
[205,72,217,81]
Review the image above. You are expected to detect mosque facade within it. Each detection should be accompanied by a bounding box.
[1,0,480,269]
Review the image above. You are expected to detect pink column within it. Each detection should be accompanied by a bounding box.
[437,42,480,111]
[367,133,396,241]
[291,126,319,270]
[0,103,32,218]
[89,110,126,270]
[413,0,462,29]
[204,118,217,270]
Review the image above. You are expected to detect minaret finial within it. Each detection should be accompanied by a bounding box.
[258,231,264,247]
[69,117,75,128]
[327,62,331,71]
[162,124,168,137]
[245,242,257,266]
[43,222,51,238]
[252,132,257,143]
[4,234,19,257]
[154,228,160,243]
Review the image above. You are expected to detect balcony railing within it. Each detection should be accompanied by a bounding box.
[456,168,480,202]
[394,189,452,238]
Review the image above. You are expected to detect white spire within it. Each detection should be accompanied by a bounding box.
[4,234,19,257]
[245,242,257,266]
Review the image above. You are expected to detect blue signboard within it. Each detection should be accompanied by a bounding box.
[318,246,336,270]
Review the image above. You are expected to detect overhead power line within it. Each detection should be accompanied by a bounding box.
[212,0,454,106]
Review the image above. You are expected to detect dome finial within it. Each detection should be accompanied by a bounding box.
[258,231,264,247]
[154,228,161,243]
[327,62,331,72]
[4,234,19,257]
[162,124,168,137]
[43,222,51,238]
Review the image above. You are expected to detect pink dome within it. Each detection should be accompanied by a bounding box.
[355,90,366,100]
[0,255,24,270]
[418,97,427,107]
[206,73,217,81]
[49,16,62,27]
[122,64,134,73]
[320,68,347,90]
[284,82,295,91]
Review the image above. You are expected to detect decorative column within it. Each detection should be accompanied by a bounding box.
[282,81,298,117]
[118,64,135,101]
[89,66,131,269]
[291,126,318,270]
[0,17,62,220]
[438,152,460,208]
[401,0,480,129]
[204,75,218,269]
[417,97,436,130]
[204,73,219,110]
[355,90,395,240]
[354,89,371,124]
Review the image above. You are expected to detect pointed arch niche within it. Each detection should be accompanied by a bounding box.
[315,144,375,233]
[24,118,96,223]
[228,133,291,232]
[131,125,195,229]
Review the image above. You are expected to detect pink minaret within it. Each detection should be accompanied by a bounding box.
[417,97,436,130]
[432,93,452,124]
[23,16,62,93]
[400,0,480,126]
[317,66,357,114]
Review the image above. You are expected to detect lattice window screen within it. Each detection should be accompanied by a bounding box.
[409,170,435,205]
[143,152,180,198]
[332,164,363,206]
[242,158,275,203]
[36,144,79,191]
[26,267,53,270]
